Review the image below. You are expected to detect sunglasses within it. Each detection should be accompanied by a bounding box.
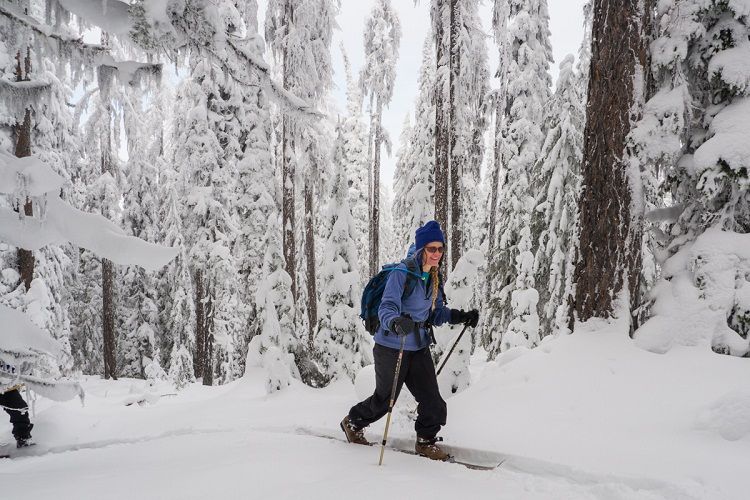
[424,246,444,254]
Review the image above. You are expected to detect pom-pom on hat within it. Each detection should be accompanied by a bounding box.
[415,220,445,251]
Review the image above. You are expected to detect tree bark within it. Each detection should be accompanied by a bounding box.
[102,258,117,380]
[202,281,214,386]
[304,175,318,350]
[281,2,297,303]
[14,49,34,291]
[99,63,118,380]
[572,0,651,327]
[433,0,449,236]
[448,0,461,269]
[281,114,297,302]
[194,269,205,379]
[370,100,382,277]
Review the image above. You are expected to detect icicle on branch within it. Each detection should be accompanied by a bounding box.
[0,2,107,56]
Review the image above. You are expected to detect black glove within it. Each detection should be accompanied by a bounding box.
[390,316,416,336]
[450,309,479,328]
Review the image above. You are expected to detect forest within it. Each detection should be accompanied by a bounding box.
[1,1,749,498]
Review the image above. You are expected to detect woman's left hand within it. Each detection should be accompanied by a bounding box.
[450,309,479,328]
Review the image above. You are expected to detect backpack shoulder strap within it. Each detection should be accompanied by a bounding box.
[400,258,426,299]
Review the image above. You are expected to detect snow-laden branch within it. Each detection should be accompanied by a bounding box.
[0,153,178,271]
[0,2,107,55]
[0,305,64,360]
[57,0,319,117]
[95,54,162,86]
[225,38,321,118]
[0,305,84,402]
[0,199,178,271]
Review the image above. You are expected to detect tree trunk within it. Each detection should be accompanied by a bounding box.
[484,106,503,319]
[572,0,651,327]
[281,115,297,302]
[433,0,449,236]
[194,269,205,379]
[102,258,117,380]
[100,67,118,380]
[304,176,318,350]
[448,0,461,269]
[370,100,382,277]
[202,281,214,386]
[281,3,297,301]
[367,98,374,273]
[14,49,34,291]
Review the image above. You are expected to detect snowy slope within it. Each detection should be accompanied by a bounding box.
[1,325,747,500]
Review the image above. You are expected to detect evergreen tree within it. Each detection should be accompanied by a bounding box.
[633,0,750,355]
[531,55,585,337]
[339,46,370,285]
[266,0,337,356]
[360,0,401,277]
[316,153,372,382]
[247,215,301,392]
[171,64,241,385]
[449,0,490,269]
[392,113,415,250]
[572,0,652,326]
[119,86,163,380]
[158,160,196,389]
[392,38,435,251]
[434,249,484,395]
[485,0,553,357]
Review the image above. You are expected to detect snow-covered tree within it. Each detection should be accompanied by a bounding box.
[316,154,372,382]
[246,215,301,392]
[119,84,164,380]
[434,249,484,395]
[339,46,370,284]
[0,145,176,405]
[392,38,435,251]
[449,0,491,269]
[360,0,401,276]
[485,0,553,357]
[266,0,337,357]
[633,0,750,356]
[571,0,652,327]
[170,63,241,385]
[158,160,196,389]
[0,1,89,380]
[531,55,585,337]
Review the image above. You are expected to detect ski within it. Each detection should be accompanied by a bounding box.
[296,426,505,471]
[0,442,37,460]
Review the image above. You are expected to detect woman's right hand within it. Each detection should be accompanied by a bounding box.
[391,316,416,336]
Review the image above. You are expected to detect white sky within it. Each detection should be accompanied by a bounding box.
[311,0,589,188]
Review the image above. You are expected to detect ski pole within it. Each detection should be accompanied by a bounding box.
[436,324,470,376]
[378,333,407,466]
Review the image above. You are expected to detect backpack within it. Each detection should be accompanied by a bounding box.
[360,258,426,335]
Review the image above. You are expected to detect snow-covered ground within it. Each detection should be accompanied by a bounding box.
[2,325,748,500]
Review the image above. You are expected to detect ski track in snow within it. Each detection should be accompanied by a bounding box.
[259,424,708,500]
[0,427,230,460]
[1,422,711,500]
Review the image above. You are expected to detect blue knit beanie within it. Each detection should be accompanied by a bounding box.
[415,220,445,251]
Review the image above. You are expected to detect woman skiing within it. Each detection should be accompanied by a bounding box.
[341,220,479,461]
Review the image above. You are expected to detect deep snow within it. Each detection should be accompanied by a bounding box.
[1,325,748,500]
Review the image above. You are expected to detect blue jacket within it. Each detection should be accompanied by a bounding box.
[374,250,452,351]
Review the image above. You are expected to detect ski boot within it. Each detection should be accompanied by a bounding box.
[415,436,450,461]
[340,416,369,445]
[13,423,34,448]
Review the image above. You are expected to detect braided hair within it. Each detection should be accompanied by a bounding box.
[429,266,440,311]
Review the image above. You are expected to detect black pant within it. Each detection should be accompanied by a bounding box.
[0,389,32,439]
[349,343,447,439]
